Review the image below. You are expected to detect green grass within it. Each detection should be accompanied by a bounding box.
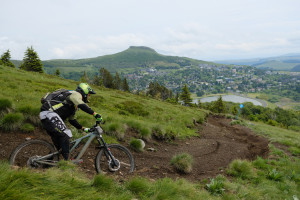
[129,138,145,152]
[0,66,205,140]
[1,65,300,199]
[246,121,300,153]
[170,153,194,174]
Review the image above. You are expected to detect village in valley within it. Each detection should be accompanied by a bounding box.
[124,63,300,98]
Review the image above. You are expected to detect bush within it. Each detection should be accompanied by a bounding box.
[170,153,193,174]
[267,119,278,126]
[226,159,254,179]
[205,177,225,196]
[129,138,145,152]
[21,123,35,133]
[0,112,24,131]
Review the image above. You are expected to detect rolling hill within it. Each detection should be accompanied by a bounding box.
[215,54,300,71]
[12,46,214,80]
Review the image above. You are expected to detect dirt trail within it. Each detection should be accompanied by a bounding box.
[0,115,269,182]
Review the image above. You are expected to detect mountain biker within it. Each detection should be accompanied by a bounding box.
[39,83,102,161]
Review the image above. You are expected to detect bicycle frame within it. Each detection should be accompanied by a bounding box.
[33,125,118,167]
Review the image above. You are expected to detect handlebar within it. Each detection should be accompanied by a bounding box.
[88,120,105,132]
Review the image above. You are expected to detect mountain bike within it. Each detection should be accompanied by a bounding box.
[9,121,135,175]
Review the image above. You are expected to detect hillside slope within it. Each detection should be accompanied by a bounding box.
[1,65,300,199]
[12,46,214,80]
[215,54,300,71]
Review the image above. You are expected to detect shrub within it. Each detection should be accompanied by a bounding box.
[226,159,254,179]
[267,119,278,126]
[205,177,225,196]
[129,138,145,152]
[21,123,35,133]
[0,112,24,131]
[266,169,283,181]
[0,98,13,115]
[170,153,193,174]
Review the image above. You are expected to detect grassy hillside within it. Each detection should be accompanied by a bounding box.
[1,65,299,199]
[0,65,206,141]
[13,46,214,80]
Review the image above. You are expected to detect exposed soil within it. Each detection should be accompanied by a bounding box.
[0,115,270,182]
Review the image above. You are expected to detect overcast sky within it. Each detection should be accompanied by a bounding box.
[1,0,300,61]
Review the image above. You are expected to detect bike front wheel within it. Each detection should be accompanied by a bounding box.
[95,144,134,175]
[9,139,59,169]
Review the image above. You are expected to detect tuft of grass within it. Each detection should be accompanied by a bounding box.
[0,98,13,115]
[92,173,115,191]
[230,119,247,126]
[252,156,269,170]
[21,123,35,133]
[152,125,176,141]
[226,159,254,179]
[57,160,77,171]
[170,153,193,174]
[17,105,40,126]
[0,112,24,131]
[140,127,151,141]
[126,120,142,133]
[103,122,125,140]
[125,176,151,195]
[129,138,145,152]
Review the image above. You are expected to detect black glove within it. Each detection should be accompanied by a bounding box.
[93,113,103,121]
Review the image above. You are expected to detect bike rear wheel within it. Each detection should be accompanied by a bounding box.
[95,144,134,175]
[9,139,59,169]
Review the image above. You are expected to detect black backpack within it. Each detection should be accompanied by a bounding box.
[41,89,71,110]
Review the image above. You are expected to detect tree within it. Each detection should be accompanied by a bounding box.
[55,69,60,77]
[20,46,43,73]
[0,50,15,68]
[113,72,122,90]
[122,77,130,92]
[99,68,113,88]
[80,71,89,83]
[212,96,226,113]
[180,84,192,106]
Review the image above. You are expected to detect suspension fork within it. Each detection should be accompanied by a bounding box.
[96,128,118,167]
